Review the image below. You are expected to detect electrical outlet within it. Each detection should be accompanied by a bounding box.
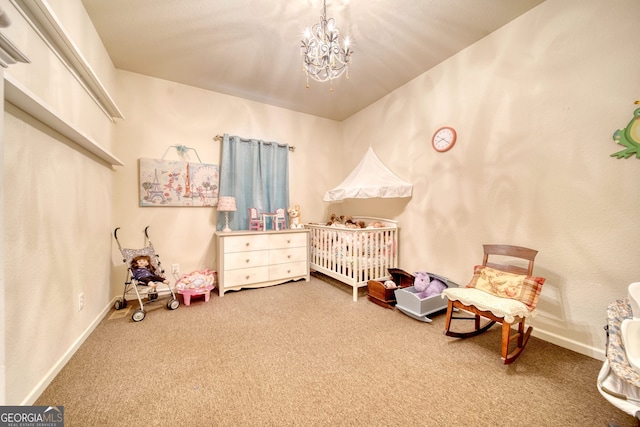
[172,264,180,274]
[78,293,84,311]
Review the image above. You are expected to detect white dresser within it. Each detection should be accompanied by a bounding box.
[215,229,310,296]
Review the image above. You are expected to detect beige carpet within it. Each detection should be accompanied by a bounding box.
[35,274,638,426]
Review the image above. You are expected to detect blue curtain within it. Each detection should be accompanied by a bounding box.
[217,134,290,231]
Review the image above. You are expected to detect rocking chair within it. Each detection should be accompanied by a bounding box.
[441,244,545,364]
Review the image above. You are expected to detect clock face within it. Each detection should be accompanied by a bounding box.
[432,126,457,152]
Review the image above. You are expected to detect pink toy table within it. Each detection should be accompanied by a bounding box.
[178,285,215,306]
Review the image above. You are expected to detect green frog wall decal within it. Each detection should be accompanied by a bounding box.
[611,101,640,159]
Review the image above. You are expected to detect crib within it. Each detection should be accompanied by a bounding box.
[306,217,398,301]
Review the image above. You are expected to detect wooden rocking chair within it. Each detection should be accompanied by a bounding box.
[441,244,545,364]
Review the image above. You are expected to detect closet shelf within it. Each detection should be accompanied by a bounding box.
[4,73,123,166]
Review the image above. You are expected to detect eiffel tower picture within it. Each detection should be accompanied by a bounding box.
[139,158,218,207]
[145,169,167,204]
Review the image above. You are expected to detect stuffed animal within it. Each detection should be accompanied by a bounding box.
[413,272,447,299]
[326,214,346,227]
[287,205,303,229]
[367,221,386,228]
[383,280,397,289]
[326,214,337,226]
[344,216,359,229]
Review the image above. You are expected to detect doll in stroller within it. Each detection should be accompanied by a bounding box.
[114,227,180,322]
[131,255,169,298]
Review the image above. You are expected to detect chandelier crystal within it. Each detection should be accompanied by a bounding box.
[301,0,353,90]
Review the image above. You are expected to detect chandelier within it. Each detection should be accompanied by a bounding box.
[301,0,353,90]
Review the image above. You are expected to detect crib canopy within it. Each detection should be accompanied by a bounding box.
[323,147,413,202]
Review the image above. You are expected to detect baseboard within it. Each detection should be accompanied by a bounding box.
[21,299,115,405]
[533,328,606,361]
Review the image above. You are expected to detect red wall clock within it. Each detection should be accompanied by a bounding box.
[432,126,457,152]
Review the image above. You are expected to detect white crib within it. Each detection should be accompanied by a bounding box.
[306,217,398,301]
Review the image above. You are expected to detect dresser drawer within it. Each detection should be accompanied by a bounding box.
[269,232,307,249]
[269,261,308,281]
[223,234,269,253]
[269,247,308,265]
[224,250,269,270]
[223,266,270,286]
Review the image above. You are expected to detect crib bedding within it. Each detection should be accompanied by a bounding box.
[306,217,399,301]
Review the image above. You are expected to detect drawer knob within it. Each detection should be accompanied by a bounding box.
[245,242,250,247]
[245,275,250,280]
[245,259,250,263]
[287,239,291,243]
[287,255,291,259]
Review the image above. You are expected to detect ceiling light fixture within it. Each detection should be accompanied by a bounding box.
[301,0,353,91]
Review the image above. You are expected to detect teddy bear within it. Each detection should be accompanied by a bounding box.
[326,213,337,226]
[326,214,346,226]
[287,205,303,229]
[413,272,447,299]
[344,216,359,229]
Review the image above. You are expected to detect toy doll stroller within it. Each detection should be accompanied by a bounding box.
[113,226,179,322]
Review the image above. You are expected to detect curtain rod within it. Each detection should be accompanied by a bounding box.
[213,134,295,152]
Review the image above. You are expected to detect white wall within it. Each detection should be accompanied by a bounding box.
[1,0,119,404]
[109,71,343,296]
[339,0,640,358]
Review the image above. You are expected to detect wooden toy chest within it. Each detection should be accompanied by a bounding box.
[367,268,415,308]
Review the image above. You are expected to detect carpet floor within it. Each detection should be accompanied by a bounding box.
[35,274,638,426]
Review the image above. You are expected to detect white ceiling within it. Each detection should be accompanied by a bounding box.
[81,0,544,121]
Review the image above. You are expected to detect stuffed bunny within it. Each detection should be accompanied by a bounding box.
[414,272,447,299]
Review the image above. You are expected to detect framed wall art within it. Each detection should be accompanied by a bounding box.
[139,158,219,207]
